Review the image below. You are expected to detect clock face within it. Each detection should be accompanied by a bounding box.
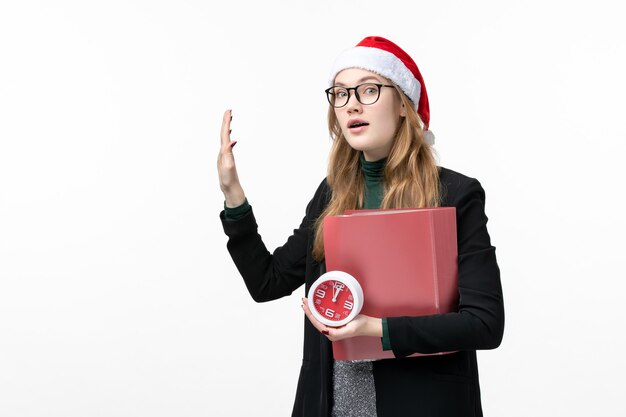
[311,279,356,323]
[308,271,364,327]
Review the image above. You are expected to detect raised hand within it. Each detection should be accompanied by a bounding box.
[217,109,246,207]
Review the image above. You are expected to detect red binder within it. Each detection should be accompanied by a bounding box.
[323,207,459,360]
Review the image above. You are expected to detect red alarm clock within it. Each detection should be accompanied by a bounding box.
[307,271,364,327]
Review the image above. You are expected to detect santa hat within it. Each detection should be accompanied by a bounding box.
[328,36,435,145]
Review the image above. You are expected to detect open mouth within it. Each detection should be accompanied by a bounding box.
[349,121,369,128]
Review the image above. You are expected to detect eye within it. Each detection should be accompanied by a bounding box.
[334,88,348,98]
[362,85,379,95]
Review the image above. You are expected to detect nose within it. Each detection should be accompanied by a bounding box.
[345,92,362,113]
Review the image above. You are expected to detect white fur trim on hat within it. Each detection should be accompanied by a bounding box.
[423,130,435,146]
[328,46,421,109]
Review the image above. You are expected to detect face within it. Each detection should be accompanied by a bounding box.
[333,68,406,161]
[311,279,356,325]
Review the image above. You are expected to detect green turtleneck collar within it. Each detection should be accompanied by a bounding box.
[359,152,387,181]
[359,153,386,209]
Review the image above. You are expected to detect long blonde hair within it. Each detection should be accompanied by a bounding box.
[312,86,441,261]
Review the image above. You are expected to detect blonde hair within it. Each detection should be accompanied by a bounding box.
[312,86,441,261]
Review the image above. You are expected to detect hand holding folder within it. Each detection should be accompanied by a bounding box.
[323,207,459,360]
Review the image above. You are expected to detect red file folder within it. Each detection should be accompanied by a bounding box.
[323,207,459,360]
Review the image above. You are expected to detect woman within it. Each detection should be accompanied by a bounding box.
[218,36,504,417]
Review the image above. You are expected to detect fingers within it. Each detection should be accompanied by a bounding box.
[220,109,233,147]
[302,298,374,341]
[301,298,332,337]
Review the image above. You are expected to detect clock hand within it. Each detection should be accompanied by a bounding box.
[332,281,344,302]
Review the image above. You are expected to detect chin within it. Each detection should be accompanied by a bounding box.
[344,137,371,152]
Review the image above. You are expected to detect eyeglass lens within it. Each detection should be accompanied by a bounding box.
[328,84,381,108]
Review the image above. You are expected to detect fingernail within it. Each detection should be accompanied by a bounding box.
[230,141,237,148]
[322,330,329,335]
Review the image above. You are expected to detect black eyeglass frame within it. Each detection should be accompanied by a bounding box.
[325,83,396,108]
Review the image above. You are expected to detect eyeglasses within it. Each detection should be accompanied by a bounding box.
[325,83,395,108]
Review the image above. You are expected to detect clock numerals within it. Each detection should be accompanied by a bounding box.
[308,272,363,326]
[332,281,346,302]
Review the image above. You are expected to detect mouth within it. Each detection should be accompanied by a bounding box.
[348,120,369,129]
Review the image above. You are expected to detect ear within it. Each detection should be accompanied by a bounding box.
[399,102,407,118]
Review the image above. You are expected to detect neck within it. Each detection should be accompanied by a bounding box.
[359,153,386,181]
[362,150,389,162]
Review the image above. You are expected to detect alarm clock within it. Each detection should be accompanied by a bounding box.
[307,271,364,327]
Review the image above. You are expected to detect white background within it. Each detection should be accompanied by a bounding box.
[1,1,625,416]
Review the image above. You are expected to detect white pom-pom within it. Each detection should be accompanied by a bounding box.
[423,130,435,146]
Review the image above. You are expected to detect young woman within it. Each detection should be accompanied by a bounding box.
[217,36,504,417]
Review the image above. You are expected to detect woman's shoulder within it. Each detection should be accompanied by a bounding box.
[437,166,486,206]
[314,177,331,201]
[303,177,332,217]
[438,166,478,184]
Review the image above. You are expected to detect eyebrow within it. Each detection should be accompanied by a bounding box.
[334,76,382,87]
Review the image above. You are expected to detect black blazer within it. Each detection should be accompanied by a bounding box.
[220,167,504,417]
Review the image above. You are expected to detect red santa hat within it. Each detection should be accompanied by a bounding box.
[328,36,435,145]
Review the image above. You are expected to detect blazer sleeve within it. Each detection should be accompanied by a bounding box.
[386,177,505,357]
[219,180,326,303]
